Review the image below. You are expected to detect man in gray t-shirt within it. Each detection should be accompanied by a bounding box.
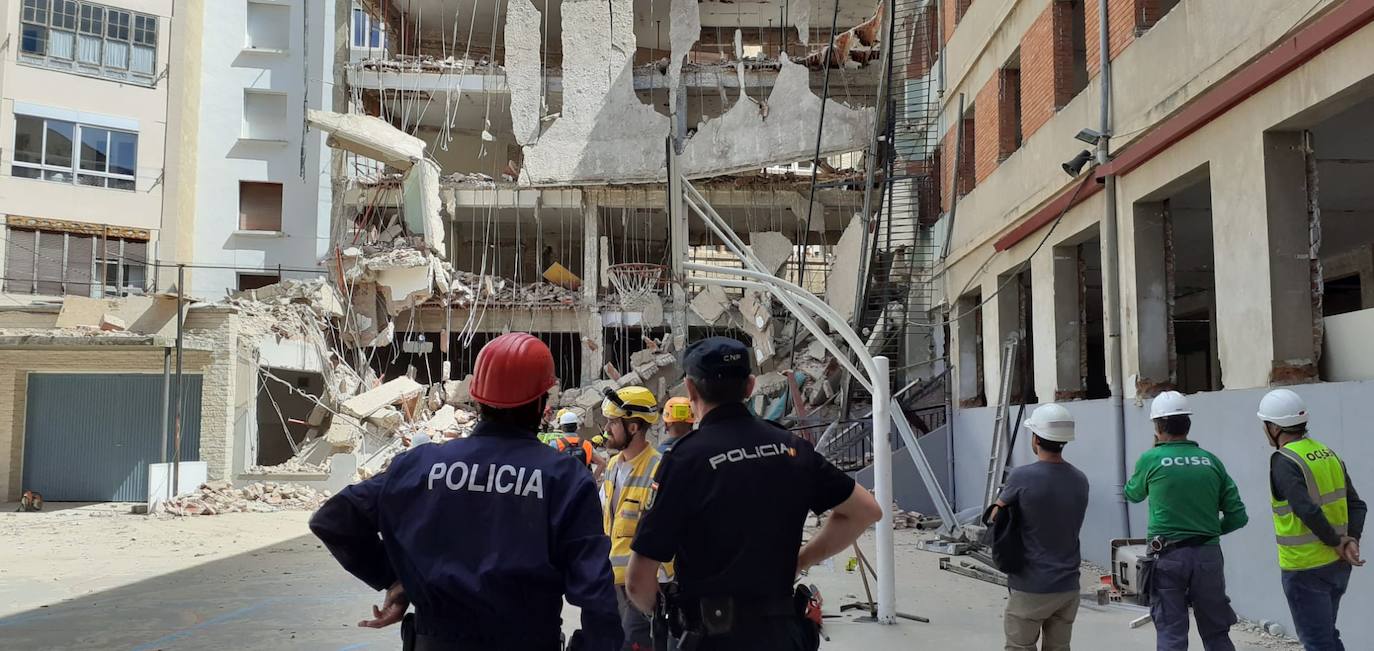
[994,404,1090,651]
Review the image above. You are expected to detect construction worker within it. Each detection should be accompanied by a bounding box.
[1125,390,1248,651]
[1257,389,1367,651]
[310,332,622,650]
[624,336,882,650]
[556,409,610,480]
[601,385,668,651]
[993,404,1089,651]
[659,397,695,454]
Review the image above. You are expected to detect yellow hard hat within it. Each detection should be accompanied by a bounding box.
[663,397,695,424]
[591,434,606,446]
[602,385,660,424]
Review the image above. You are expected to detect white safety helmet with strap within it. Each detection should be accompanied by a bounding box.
[1150,390,1193,420]
[1257,388,1309,428]
[557,409,580,427]
[1023,403,1075,443]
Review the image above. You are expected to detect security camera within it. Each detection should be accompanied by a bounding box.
[1062,150,1094,177]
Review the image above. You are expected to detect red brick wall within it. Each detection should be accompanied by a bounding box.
[1019,3,1075,141]
[974,76,1000,184]
[1085,0,1138,78]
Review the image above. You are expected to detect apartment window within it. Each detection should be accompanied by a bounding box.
[351,6,386,49]
[12,114,138,190]
[19,0,158,85]
[242,91,289,141]
[3,226,146,296]
[246,1,291,51]
[998,52,1023,160]
[238,273,279,291]
[239,181,284,231]
[1066,0,1089,100]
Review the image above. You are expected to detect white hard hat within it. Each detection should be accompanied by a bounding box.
[1150,390,1193,419]
[1024,403,1075,443]
[1257,389,1308,428]
[558,410,580,426]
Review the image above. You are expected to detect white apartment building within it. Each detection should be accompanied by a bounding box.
[0,0,172,300]
[162,0,339,299]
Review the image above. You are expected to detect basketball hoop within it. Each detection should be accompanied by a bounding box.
[607,263,666,306]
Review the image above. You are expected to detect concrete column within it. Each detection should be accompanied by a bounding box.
[1050,245,1082,399]
[1202,133,1278,390]
[981,279,1005,408]
[580,193,605,386]
[1031,249,1059,403]
[1132,201,1171,392]
[1263,131,1320,383]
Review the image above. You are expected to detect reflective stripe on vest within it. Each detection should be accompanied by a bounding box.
[603,448,674,584]
[1270,438,1349,571]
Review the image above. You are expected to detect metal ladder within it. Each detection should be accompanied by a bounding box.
[982,334,1020,513]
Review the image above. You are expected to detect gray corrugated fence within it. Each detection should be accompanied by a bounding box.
[22,373,202,502]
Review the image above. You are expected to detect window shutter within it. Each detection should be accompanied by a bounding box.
[66,233,95,296]
[4,228,37,294]
[36,230,66,295]
[123,239,148,292]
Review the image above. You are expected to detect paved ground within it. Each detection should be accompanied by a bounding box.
[0,505,1296,650]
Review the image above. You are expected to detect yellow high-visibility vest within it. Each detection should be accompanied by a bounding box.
[603,447,672,584]
[1271,437,1349,571]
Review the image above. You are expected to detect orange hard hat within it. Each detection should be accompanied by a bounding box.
[663,397,695,424]
[469,333,557,408]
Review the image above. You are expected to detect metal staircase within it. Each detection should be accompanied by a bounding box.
[841,0,944,427]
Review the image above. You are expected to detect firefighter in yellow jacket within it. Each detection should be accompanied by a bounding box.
[601,385,671,651]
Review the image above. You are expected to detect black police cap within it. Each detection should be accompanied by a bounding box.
[683,336,753,380]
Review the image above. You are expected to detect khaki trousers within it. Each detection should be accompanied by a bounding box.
[1004,589,1080,651]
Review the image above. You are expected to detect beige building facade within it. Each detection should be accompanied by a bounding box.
[0,0,174,301]
[936,0,1374,635]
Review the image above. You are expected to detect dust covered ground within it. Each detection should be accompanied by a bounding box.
[0,506,1296,650]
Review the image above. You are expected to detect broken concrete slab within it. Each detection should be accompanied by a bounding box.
[739,289,773,331]
[341,377,424,420]
[443,375,473,406]
[505,0,543,146]
[805,339,828,361]
[376,263,434,315]
[689,285,730,324]
[307,110,426,169]
[99,314,127,332]
[826,214,864,319]
[403,160,446,258]
[365,407,404,432]
[630,348,658,370]
[749,231,794,275]
[325,414,364,451]
[426,405,458,434]
[754,371,789,398]
[639,294,665,328]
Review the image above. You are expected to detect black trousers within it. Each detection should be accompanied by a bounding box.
[697,615,814,651]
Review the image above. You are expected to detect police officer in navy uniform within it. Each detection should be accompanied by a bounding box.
[311,332,623,650]
[623,336,882,650]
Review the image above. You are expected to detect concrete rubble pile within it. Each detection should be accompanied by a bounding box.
[353,54,501,74]
[159,480,330,516]
[450,270,579,307]
[890,506,941,531]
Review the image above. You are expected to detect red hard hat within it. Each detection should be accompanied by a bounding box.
[470,333,558,408]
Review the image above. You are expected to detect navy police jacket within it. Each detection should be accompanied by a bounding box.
[309,419,622,650]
